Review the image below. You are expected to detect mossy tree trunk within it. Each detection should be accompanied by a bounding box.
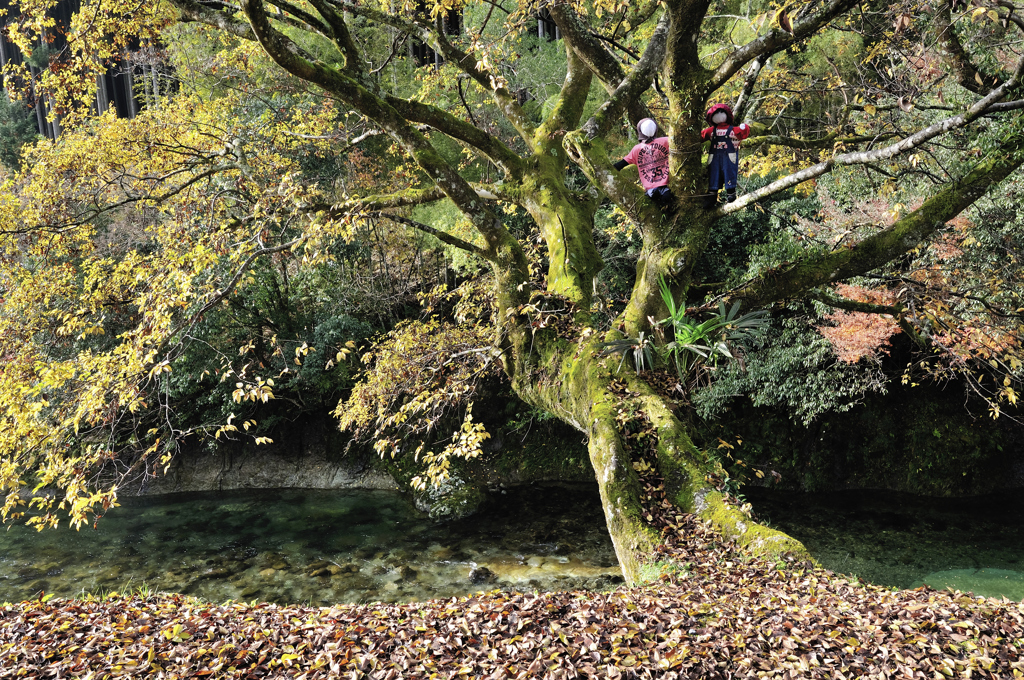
[174,0,1024,584]
[507,327,809,583]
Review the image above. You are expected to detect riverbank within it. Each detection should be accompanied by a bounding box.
[2,480,1022,678]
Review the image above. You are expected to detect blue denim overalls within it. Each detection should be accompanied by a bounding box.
[708,125,739,191]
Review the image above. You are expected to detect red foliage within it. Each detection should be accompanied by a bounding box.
[817,284,902,364]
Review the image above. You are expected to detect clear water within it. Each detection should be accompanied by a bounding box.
[0,485,621,605]
[746,487,1024,600]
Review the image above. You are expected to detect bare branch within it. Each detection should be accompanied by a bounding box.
[719,59,1024,216]
[361,211,489,259]
[170,0,256,38]
[707,0,860,94]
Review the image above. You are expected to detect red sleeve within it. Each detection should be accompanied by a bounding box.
[700,126,713,141]
[732,123,751,141]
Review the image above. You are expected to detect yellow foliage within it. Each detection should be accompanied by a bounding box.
[410,404,490,491]
[335,280,500,489]
[0,79,347,528]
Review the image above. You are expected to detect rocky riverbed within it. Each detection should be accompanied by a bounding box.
[0,485,621,605]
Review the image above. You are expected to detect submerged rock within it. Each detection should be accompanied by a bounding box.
[469,567,495,585]
[196,567,231,580]
[413,473,487,521]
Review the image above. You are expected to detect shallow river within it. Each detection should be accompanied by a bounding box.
[0,484,621,605]
[6,484,1022,605]
[747,487,1024,601]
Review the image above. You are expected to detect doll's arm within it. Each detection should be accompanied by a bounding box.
[730,123,751,150]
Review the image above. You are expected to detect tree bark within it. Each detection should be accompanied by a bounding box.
[509,328,810,585]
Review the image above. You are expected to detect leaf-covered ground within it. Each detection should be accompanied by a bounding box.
[2,482,1022,678]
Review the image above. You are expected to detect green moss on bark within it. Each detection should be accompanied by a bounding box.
[694,488,814,563]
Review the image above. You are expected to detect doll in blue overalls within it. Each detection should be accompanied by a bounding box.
[701,104,750,207]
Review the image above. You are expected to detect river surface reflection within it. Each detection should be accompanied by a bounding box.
[746,487,1024,600]
[0,484,621,605]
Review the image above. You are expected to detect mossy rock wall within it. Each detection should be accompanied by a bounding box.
[126,414,398,496]
[695,383,1024,496]
[125,392,592,512]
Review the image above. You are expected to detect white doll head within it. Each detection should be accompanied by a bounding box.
[705,103,734,125]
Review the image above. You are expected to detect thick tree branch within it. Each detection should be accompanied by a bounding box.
[266,0,334,37]
[384,97,525,179]
[707,0,860,94]
[810,291,930,347]
[987,98,1024,112]
[665,0,712,72]
[935,1,1002,94]
[581,12,669,140]
[730,139,1024,307]
[359,211,489,258]
[315,187,447,214]
[547,3,653,126]
[306,0,366,76]
[563,132,663,230]
[536,43,594,150]
[318,182,512,216]
[171,0,256,38]
[810,290,901,316]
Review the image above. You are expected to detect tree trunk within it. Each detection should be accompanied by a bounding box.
[510,329,811,586]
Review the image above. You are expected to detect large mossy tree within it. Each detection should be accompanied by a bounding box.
[4,0,1024,584]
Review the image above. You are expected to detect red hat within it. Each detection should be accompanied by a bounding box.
[705,103,734,125]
